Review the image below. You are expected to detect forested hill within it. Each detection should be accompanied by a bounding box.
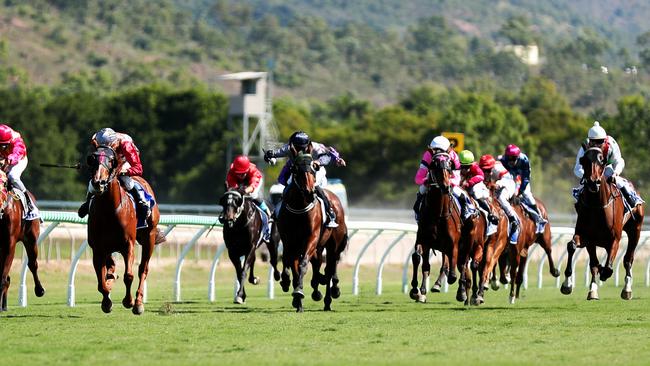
[2,0,650,109]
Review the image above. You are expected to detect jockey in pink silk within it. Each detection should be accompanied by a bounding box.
[0,124,39,219]
[78,128,150,220]
[413,135,476,222]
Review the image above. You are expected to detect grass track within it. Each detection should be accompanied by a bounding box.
[2,262,650,366]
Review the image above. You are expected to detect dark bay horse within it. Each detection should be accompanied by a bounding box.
[220,187,280,304]
[0,169,43,311]
[507,197,559,304]
[410,151,463,303]
[87,146,162,314]
[278,151,348,312]
[561,146,643,300]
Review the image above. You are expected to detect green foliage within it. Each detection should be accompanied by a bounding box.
[499,15,536,45]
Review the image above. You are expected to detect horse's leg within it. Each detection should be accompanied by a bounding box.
[410,244,422,300]
[229,250,246,304]
[600,237,620,282]
[508,248,519,304]
[561,235,579,295]
[498,250,509,285]
[418,248,430,303]
[323,243,337,311]
[456,257,468,303]
[105,255,117,290]
[121,240,135,309]
[586,245,600,300]
[93,253,112,313]
[447,241,459,285]
[23,223,45,297]
[132,233,154,315]
[515,255,527,300]
[621,225,641,300]
[247,248,259,285]
[431,255,448,292]
[267,227,281,281]
[539,230,560,278]
[291,256,308,313]
[310,256,323,302]
[0,242,15,312]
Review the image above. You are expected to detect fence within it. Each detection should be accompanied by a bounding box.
[13,211,650,308]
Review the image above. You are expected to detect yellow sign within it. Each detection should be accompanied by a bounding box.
[442,132,464,153]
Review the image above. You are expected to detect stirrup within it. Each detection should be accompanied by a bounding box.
[78,202,90,218]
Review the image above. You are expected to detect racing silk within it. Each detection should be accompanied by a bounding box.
[269,141,341,166]
[574,136,623,179]
[484,160,511,182]
[226,162,263,190]
[0,128,27,165]
[92,132,142,176]
[499,152,531,193]
[414,149,461,187]
[461,162,484,189]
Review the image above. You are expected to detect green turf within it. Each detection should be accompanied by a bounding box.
[1,261,650,366]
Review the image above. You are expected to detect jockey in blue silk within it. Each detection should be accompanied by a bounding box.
[499,144,547,234]
[574,121,643,208]
[264,131,346,228]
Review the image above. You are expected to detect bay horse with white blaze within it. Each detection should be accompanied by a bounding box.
[411,151,464,303]
[220,187,281,304]
[278,151,348,312]
[561,146,643,300]
[0,168,43,311]
[87,146,162,315]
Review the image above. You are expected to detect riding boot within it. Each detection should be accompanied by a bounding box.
[128,187,151,220]
[413,192,423,223]
[477,198,498,224]
[620,185,644,207]
[254,199,272,240]
[78,192,93,218]
[460,193,477,222]
[527,203,548,234]
[315,186,338,228]
[507,215,520,245]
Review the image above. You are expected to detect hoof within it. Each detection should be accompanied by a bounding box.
[324,305,332,311]
[280,280,290,293]
[234,296,245,304]
[311,290,323,302]
[122,298,134,309]
[551,269,560,278]
[456,290,467,303]
[292,289,305,299]
[409,288,419,300]
[319,275,328,286]
[273,271,281,281]
[587,291,599,301]
[295,307,304,313]
[34,286,45,297]
[101,298,113,313]
[132,303,144,315]
[560,284,573,295]
[482,283,490,291]
[292,295,303,311]
[331,286,341,299]
[508,296,516,305]
[447,273,457,285]
[621,290,633,300]
[490,280,500,291]
[417,294,427,303]
[470,296,480,306]
[431,283,441,293]
[599,267,613,281]
[249,277,260,285]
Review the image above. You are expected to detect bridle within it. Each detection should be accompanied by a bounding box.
[88,146,118,194]
[221,190,253,227]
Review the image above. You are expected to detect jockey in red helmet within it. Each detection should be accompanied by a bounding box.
[225,154,272,219]
[0,124,39,219]
[78,128,150,222]
[479,154,519,244]
[499,144,547,234]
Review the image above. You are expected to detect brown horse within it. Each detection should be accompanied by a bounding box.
[560,146,644,300]
[87,146,162,314]
[220,187,281,304]
[0,170,43,312]
[506,197,559,304]
[277,151,348,312]
[410,151,463,303]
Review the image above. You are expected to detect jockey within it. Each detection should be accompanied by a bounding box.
[225,155,272,232]
[499,144,547,233]
[0,124,39,219]
[413,136,477,222]
[264,131,346,228]
[479,154,519,244]
[574,121,643,208]
[78,128,150,220]
[459,150,498,225]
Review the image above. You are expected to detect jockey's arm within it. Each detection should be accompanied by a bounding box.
[267,143,291,159]
[574,147,585,179]
[414,150,432,185]
[121,141,143,176]
[6,136,26,165]
[607,138,625,177]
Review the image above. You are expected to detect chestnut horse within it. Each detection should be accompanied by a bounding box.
[277,151,348,312]
[560,146,643,300]
[506,197,559,304]
[87,146,162,315]
[220,187,281,304]
[0,169,43,311]
[410,151,464,303]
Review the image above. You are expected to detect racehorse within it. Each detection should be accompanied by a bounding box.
[277,150,348,312]
[0,168,43,311]
[87,146,163,314]
[506,196,559,304]
[220,187,281,304]
[560,146,643,300]
[410,151,464,303]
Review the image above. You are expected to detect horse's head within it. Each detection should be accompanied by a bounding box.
[291,151,317,198]
[428,151,452,194]
[580,147,605,193]
[87,146,118,194]
[219,188,246,227]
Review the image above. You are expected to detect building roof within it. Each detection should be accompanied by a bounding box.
[218,71,267,81]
